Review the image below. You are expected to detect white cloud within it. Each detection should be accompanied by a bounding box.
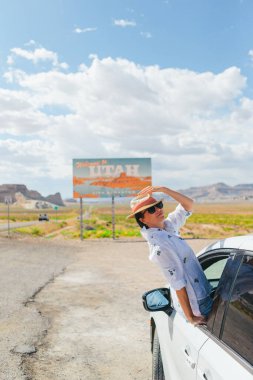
[74,27,97,33]
[88,53,98,60]
[24,39,36,46]
[78,63,87,72]
[9,46,69,70]
[59,62,69,70]
[114,19,136,27]
[140,31,152,39]
[249,49,253,61]
[1,49,252,195]
[11,47,57,64]
[7,55,14,65]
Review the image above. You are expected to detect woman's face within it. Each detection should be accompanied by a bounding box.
[140,204,165,228]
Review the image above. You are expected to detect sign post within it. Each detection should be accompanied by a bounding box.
[5,196,12,238]
[112,193,115,240]
[80,197,83,241]
[53,205,59,220]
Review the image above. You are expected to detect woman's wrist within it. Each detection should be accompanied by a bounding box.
[188,315,207,325]
[160,186,170,194]
[186,313,194,323]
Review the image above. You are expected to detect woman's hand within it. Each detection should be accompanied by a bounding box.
[189,315,207,326]
[136,186,164,198]
[136,186,194,211]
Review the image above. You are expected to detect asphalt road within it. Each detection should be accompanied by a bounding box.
[0,221,39,232]
[0,237,76,380]
[0,237,215,380]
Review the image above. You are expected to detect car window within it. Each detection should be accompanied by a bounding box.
[204,257,227,288]
[206,253,243,335]
[221,255,253,365]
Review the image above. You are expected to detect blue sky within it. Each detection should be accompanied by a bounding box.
[1,0,252,74]
[0,0,253,198]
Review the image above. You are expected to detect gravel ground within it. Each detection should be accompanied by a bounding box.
[0,236,215,380]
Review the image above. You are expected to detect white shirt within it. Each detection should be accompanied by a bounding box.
[141,203,212,316]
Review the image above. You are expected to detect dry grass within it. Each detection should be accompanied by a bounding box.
[1,201,253,239]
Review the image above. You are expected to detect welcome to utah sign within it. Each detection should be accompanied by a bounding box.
[73,158,152,198]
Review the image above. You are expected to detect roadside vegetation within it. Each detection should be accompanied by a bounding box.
[0,202,253,239]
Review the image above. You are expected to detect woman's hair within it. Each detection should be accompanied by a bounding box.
[135,212,149,229]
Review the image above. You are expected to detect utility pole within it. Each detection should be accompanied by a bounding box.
[5,195,12,238]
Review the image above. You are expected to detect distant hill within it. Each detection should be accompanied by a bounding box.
[0,184,64,207]
[67,182,253,203]
[2,182,251,207]
[66,182,253,203]
[177,182,253,202]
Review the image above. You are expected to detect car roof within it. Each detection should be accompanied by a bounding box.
[197,234,253,256]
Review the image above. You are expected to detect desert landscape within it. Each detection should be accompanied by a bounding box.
[1,200,253,240]
[1,182,253,240]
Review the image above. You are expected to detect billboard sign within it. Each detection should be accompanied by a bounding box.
[73,158,151,198]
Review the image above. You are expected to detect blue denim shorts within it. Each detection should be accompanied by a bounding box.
[197,295,213,317]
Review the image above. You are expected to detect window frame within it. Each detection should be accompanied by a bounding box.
[219,251,253,365]
[206,250,244,337]
[197,249,253,374]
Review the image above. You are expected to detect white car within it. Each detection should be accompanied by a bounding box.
[142,235,253,380]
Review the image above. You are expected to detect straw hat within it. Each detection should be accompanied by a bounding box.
[127,194,163,219]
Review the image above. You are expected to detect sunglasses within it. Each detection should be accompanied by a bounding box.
[144,201,163,215]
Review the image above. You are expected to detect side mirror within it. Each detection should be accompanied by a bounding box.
[142,288,173,314]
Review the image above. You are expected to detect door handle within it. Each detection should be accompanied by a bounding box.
[197,368,208,380]
[184,349,196,369]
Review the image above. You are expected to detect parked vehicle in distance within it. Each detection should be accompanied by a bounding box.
[142,235,253,380]
[38,213,49,221]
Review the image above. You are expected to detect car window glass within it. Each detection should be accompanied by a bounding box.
[206,254,243,335]
[221,255,253,365]
[204,258,227,288]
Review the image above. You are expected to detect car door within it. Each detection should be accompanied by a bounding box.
[196,252,253,380]
[163,250,232,380]
[153,309,208,380]
[153,248,234,380]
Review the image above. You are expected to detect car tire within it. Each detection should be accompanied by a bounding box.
[152,329,165,380]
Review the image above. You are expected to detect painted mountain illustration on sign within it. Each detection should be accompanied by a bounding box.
[90,172,151,190]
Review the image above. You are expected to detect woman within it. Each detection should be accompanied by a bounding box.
[128,186,213,325]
